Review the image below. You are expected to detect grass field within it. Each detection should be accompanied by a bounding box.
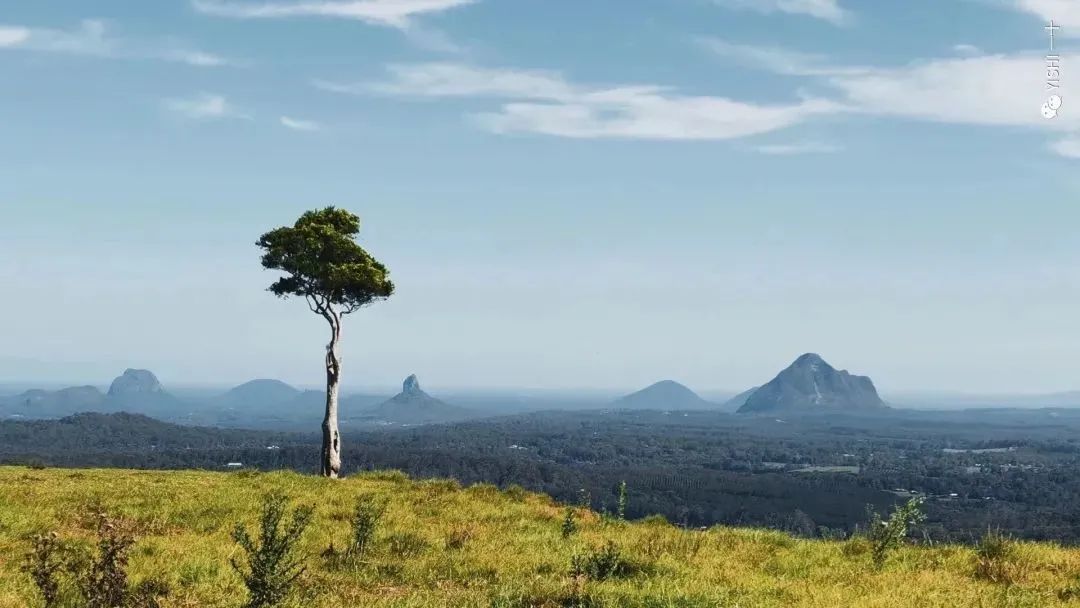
[2,466,1080,607]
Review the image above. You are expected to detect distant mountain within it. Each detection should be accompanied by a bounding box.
[723,386,758,411]
[612,380,714,411]
[102,369,184,417]
[222,379,302,406]
[108,369,165,397]
[2,385,105,418]
[738,354,886,414]
[206,379,310,428]
[1,369,182,420]
[361,375,474,425]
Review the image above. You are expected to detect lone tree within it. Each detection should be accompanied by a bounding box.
[257,207,393,478]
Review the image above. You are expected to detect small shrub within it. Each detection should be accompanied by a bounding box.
[817,526,848,541]
[231,491,314,608]
[571,541,636,581]
[975,528,1015,584]
[616,481,628,521]
[561,508,578,539]
[445,525,475,550]
[347,494,386,560]
[23,517,168,608]
[386,531,430,558]
[79,514,137,608]
[22,532,66,607]
[577,488,592,509]
[866,497,926,569]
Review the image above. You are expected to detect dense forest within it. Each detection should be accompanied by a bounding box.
[4,408,1080,543]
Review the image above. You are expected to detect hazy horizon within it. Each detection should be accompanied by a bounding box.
[3,1,1079,394]
[4,357,1080,401]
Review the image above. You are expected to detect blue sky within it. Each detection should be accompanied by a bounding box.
[1,0,1079,394]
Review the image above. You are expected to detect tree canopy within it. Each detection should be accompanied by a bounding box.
[256,207,394,315]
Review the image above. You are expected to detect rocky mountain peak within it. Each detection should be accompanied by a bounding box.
[793,353,828,368]
[107,369,164,397]
[403,374,421,395]
[738,354,886,414]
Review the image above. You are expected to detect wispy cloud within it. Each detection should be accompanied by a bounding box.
[710,0,851,25]
[755,141,841,155]
[702,39,1079,130]
[1009,0,1080,34]
[191,0,476,28]
[0,19,114,56]
[952,44,982,57]
[165,93,248,119]
[0,19,239,67]
[332,62,841,140]
[697,37,868,76]
[1050,138,1080,158]
[333,40,1074,148]
[280,116,323,131]
[164,49,240,67]
[826,52,1078,129]
[0,27,31,47]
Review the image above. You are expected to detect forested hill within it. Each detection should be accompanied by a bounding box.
[0,412,308,451]
[6,409,1080,543]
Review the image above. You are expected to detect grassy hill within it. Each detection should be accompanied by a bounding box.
[1,467,1080,607]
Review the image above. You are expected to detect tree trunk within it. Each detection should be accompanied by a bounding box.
[321,321,343,478]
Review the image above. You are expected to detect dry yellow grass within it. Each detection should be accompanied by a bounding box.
[1,466,1079,607]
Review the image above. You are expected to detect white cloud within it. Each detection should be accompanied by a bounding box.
[1050,138,1080,158]
[369,63,577,99]
[165,49,237,67]
[697,37,869,76]
[755,141,841,154]
[0,26,30,47]
[334,62,842,140]
[952,44,982,56]
[827,52,1078,129]
[1010,0,1080,34]
[165,93,247,119]
[1,19,114,56]
[337,46,1075,149]
[0,19,239,66]
[703,38,1078,131]
[191,0,476,28]
[280,116,322,131]
[711,0,851,25]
